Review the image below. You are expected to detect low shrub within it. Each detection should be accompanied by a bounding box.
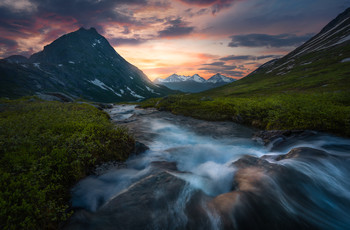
[0,98,134,229]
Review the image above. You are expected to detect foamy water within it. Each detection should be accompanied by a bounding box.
[69,105,350,230]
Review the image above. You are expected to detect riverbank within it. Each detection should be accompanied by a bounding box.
[140,91,350,137]
[0,98,134,229]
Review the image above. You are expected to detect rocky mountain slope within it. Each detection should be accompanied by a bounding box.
[207,7,350,97]
[0,28,173,102]
[154,73,235,93]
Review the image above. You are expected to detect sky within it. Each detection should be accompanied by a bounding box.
[0,0,350,81]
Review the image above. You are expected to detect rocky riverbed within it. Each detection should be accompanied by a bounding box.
[66,105,350,230]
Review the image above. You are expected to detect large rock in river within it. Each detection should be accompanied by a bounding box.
[66,162,211,230]
[207,147,349,230]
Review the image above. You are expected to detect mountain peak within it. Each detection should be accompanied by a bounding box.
[77,27,99,34]
[207,73,236,83]
[29,27,119,64]
[189,74,206,83]
[0,27,173,102]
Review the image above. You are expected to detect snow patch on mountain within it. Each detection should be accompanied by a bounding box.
[127,87,144,99]
[88,79,121,97]
[341,57,350,63]
[33,63,40,69]
[145,86,154,93]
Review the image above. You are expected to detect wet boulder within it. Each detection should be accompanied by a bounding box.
[276,147,329,160]
[207,147,337,230]
[67,163,211,230]
[253,130,317,150]
[133,141,150,155]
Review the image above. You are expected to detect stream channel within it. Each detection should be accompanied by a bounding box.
[67,105,350,230]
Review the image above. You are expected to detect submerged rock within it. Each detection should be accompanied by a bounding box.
[67,161,213,230]
[207,146,349,230]
[133,141,150,155]
[253,130,317,150]
[275,147,330,160]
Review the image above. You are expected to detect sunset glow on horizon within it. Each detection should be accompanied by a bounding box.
[1,0,349,81]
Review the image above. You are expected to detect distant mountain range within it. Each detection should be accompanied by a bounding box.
[154,73,236,93]
[0,27,174,102]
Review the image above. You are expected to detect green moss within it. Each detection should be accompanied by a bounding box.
[0,98,134,229]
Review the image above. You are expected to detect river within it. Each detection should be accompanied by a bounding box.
[67,105,350,230]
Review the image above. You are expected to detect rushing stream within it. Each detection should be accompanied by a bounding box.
[67,105,350,230]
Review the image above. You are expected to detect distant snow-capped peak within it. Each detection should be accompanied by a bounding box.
[155,73,235,84]
[161,74,190,82]
[207,73,235,83]
[188,74,206,83]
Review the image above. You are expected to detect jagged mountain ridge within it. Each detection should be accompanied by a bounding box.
[0,27,173,102]
[154,73,236,93]
[155,73,234,83]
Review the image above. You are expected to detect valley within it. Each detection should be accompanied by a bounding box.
[0,4,350,230]
[142,8,350,137]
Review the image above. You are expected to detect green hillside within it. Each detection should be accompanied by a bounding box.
[142,9,350,136]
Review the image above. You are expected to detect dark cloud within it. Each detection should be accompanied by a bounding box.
[199,60,241,76]
[200,61,235,70]
[223,70,244,77]
[228,33,314,48]
[220,55,255,61]
[220,54,282,61]
[0,38,18,50]
[204,53,282,76]
[196,8,210,15]
[203,61,226,66]
[28,0,149,28]
[177,0,236,14]
[0,0,164,57]
[198,62,245,77]
[184,8,210,17]
[122,26,131,34]
[158,17,194,38]
[0,0,148,40]
[0,5,36,36]
[236,65,247,70]
[179,0,220,4]
[203,0,350,37]
[110,37,146,46]
[0,37,35,57]
[32,0,146,15]
[140,16,165,24]
[256,55,282,60]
